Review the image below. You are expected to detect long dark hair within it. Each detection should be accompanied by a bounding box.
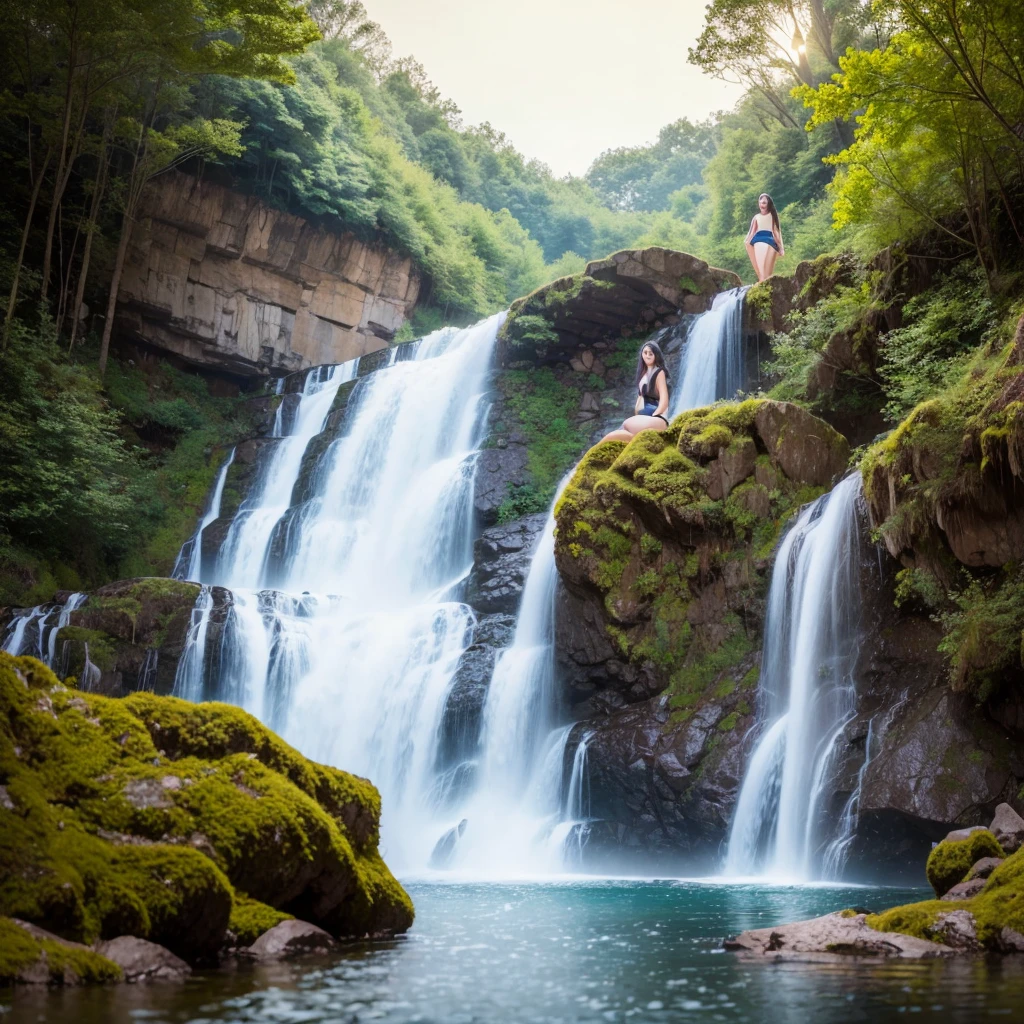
[635,339,668,388]
[758,192,780,232]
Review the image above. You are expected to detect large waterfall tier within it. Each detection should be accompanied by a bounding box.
[170,314,503,872]
[725,473,865,881]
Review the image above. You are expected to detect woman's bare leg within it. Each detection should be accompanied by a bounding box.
[601,415,670,444]
[763,247,779,279]
[745,242,759,279]
[753,243,771,282]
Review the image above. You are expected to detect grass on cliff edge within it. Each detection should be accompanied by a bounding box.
[0,651,413,965]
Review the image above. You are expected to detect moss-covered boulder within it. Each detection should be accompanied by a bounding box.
[867,845,1024,953]
[926,830,1005,896]
[51,578,204,697]
[0,651,412,968]
[0,918,123,986]
[552,400,849,861]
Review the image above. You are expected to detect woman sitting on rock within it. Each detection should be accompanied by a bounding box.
[601,340,670,443]
[745,192,784,282]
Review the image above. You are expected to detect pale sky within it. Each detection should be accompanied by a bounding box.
[365,0,745,177]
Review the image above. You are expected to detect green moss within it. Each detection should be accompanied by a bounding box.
[746,280,774,322]
[868,847,1024,950]
[498,368,590,502]
[925,830,1004,896]
[53,627,118,673]
[678,275,699,295]
[0,651,412,968]
[230,893,293,945]
[0,917,122,985]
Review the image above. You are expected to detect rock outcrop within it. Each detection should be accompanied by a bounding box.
[725,911,953,961]
[498,247,740,368]
[116,172,420,376]
[552,399,850,861]
[49,578,223,697]
[0,651,413,981]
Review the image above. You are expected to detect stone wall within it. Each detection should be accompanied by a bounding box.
[116,173,420,376]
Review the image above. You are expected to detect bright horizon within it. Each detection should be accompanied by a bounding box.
[365,0,746,177]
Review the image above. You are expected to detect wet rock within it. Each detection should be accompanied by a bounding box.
[926,830,1004,896]
[931,909,982,951]
[725,911,952,961]
[753,401,849,486]
[466,515,546,615]
[94,936,191,982]
[54,578,216,697]
[429,819,468,869]
[440,614,515,765]
[473,445,531,526]
[990,803,1024,853]
[243,919,339,961]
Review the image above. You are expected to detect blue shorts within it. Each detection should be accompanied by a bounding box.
[751,230,779,252]
[641,403,668,423]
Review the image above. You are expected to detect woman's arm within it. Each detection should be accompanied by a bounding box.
[775,223,785,256]
[654,370,669,417]
[744,216,757,244]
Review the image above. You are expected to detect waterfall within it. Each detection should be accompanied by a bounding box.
[2,592,87,666]
[442,497,577,875]
[173,449,235,582]
[670,286,749,415]
[175,314,503,871]
[724,474,864,881]
[215,362,353,590]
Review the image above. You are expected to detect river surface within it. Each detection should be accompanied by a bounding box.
[5,880,1024,1023]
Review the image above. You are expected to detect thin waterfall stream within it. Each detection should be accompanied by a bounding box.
[724,473,865,881]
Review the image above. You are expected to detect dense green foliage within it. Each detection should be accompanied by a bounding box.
[0,323,255,605]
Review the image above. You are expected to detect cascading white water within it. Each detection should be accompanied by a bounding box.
[2,592,87,665]
[724,474,864,881]
[444,496,577,875]
[216,363,353,589]
[173,449,235,582]
[174,314,503,871]
[670,286,749,415]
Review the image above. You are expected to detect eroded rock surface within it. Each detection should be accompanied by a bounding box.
[116,172,419,376]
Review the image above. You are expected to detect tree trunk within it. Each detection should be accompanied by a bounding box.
[68,147,111,353]
[97,208,133,378]
[3,146,53,348]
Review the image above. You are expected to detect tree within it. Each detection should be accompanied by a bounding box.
[800,1,1024,274]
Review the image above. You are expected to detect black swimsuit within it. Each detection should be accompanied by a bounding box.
[639,369,669,424]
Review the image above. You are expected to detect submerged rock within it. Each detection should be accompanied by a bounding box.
[94,936,191,982]
[0,651,413,976]
[242,919,338,961]
[430,819,468,869]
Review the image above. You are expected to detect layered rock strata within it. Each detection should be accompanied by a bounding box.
[116,172,420,376]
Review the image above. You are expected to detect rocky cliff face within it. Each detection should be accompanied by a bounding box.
[116,172,420,376]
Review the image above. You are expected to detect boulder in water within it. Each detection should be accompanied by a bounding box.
[0,650,413,974]
[724,910,952,961]
[430,819,468,869]
[94,935,191,982]
[241,919,338,961]
[0,919,123,986]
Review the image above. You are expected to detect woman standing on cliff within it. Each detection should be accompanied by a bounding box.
[601,341,670,443]
[745,193,784,282]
